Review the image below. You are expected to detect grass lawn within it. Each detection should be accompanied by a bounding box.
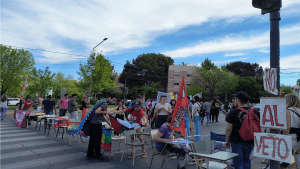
[8,106,19,110]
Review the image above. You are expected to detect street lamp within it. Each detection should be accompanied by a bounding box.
[88,38,108,109]
[123,69,148,102]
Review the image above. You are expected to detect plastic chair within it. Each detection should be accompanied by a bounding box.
[210,131,226,154]
[56,116,69,139]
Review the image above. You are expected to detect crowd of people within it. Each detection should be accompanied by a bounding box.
[2,91,300,169]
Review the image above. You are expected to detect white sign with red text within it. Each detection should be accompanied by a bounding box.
[253,133,292,163]
[260,97,287,130]
[263,68,278,95]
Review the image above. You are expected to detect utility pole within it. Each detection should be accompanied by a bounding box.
[252,0,281,168]
[88,38,108,110]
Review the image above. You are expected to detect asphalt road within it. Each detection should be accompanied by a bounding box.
[1,111,268,169]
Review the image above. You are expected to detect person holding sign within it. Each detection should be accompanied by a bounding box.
[225,92,260,169]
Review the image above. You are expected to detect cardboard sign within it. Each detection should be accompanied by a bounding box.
[253,133,292,163]
[263,68,278,95]
[260,97,287,130]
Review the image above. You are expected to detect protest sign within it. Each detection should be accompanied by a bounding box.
[253,133,292,163]
[263,68,278,95]
[15,110,30,128]
[260,97,287,130]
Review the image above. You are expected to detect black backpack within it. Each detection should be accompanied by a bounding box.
[197,103,206,117]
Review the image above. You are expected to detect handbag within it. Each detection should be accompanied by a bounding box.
[82,119,90,136]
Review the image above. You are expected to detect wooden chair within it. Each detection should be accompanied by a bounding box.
[56,116,69,139]
[44,115,56,135]
[110,130,127,157]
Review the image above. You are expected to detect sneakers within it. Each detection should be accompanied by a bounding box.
[128,153,134,158]
[141,153,147,158]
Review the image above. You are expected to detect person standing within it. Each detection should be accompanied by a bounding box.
[154,95,172,129]
[68,94,78,119]
[202,99,211,126]
[170,99,176,114]
[192,96,201,141]
[36,95,43,112]
[81,96,89,121]
[42,95,56,115]
[86,94,117,162]
[59,94,69,117]
[128,95,147,112]
[114,100,126,120]
[211,99,222,122]
[0,94,9,120]
[224,100,229,114]
[115,101,149,158]
[225,92,260,169]
[21,97,34,111]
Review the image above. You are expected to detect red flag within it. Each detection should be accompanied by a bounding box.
[170,76,189,137]
[109,116,123,135]
[20,76,28,100]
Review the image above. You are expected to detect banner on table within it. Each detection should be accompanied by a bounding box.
[54,117,69,129]
[263,68,278,95]
[253,133,292,163]
[15,110,30,128]
[260,97,287,130]
[101,129,112,152]
[170,76,188,137]
[156,91,172,103]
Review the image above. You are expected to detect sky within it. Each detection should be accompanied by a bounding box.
[2,0,300,86]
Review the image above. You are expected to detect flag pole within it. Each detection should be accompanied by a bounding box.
[187,105,199,167]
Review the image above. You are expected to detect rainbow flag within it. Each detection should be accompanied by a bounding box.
[101,129,112,152]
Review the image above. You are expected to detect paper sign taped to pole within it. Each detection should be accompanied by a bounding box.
[260,97,287,130]
[253,133,292,163]
[263,68,278,95]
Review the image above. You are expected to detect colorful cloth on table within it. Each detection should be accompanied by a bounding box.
[110,116,141,135]
[15,110,30,128]
[101,129,112,152]
[68,121,80,135]
[117,118,141,129]
[1,107,8,120]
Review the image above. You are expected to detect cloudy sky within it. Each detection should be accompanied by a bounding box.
[2,0,300,86]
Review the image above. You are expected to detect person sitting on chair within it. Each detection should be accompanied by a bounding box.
[153,115,191,169]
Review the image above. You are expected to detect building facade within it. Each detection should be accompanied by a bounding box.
[167,64,197,95]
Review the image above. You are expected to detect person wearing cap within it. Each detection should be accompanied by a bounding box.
[68,94,78,119]
[42,95,56,115]
[115,101,149,158]
[154,95,172,129]
[59,94,69,116]
[225,92,260,169]
[128,94,147,112]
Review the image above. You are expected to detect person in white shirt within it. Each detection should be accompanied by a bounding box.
[154,95,172,128]
[192,96,201,141]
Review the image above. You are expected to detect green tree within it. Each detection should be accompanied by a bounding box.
[119,53,174,92]
[280,85,294,97]
[186,83,205,96]
[128,82,162,100]
[193,59,238,99]
[77,53,117,96]
[297,79,300,87]
[225,61,263,78]
[52,72,82,99]
[27,67,56,97]
[0,45,35,96]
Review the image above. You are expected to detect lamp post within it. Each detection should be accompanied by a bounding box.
[88,38,108,110]
[123,69,148,102]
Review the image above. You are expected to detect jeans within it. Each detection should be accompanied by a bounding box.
[184,115,190,136]
[37,106,42,111]
[200,112,210,125]
[0,107,8,120]
[59,109,67,116]
[231,142,254,169]
[87,123,103,158]
[194,115,201,141]
[162,144,187,168]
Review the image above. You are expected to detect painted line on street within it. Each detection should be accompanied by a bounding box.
[0,132,38,137]
[0,129,32,133]
[1,140,58,150]
[1,146,72,160]
[1,136,47,143]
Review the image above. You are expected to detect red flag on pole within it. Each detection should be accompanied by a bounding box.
[20,76,28,100]
[170,76,189,137]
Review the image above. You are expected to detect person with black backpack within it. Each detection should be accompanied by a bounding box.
[225,92,260,169]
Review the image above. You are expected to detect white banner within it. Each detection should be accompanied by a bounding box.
[263,68,278,95]
[253,133,292,163]
[156,91,172,103]
[260,97,287,130]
